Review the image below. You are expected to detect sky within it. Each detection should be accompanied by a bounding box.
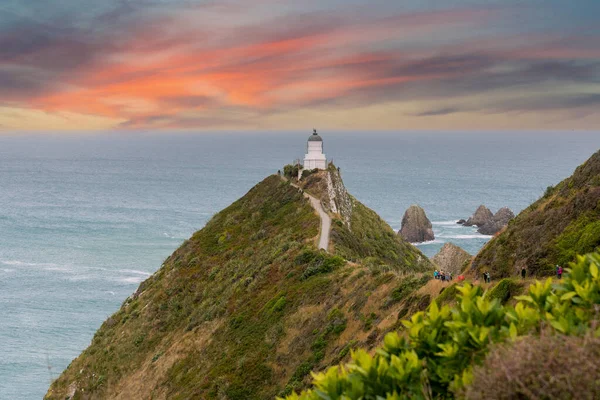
[0,0,599,131]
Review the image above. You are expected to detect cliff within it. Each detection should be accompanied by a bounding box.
[399,205,434,243]
[472,149,600,277]
[46,173,432,400]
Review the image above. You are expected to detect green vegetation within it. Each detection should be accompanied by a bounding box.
[435,283,460,306]
[485,278,524,304]
[283,164,301,179]
[385,275,430,308]
[46,174,431,400]
[473,150,600,277]
[331,198,431,272]
[283,252,600,400]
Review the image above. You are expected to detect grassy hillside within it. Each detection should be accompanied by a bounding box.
[46,174,432,400]
[331,198,430,271]
[285,252,600,400]
[472,149,600,278]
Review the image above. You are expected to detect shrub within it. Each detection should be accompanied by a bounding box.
[298,252,346,280]
[281,252,600,400]
[485,278,524,304]
[284,164,301,179]
[463,335,600,400]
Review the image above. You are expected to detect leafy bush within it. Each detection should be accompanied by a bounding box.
[485,278,524,304]
[296,250,346,280]
[284,164,301,179]
[282,252,600,400]
[463,335,600,400]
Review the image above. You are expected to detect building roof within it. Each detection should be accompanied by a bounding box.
[308,129,323,142]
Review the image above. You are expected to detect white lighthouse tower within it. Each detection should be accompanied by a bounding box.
[303,129,327,170]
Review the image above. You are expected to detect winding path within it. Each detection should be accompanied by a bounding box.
[280,175,331,251]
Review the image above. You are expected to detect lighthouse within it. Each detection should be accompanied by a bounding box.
[303,129,327,170]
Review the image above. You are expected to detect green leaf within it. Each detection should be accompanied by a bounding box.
[560,292,577,301]
[509,323,517,339]
[590,263,599,279]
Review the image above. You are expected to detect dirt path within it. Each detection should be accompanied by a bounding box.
[280,175,331,251]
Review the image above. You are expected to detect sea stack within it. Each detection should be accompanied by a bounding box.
[399,205,434,243]
[477,207,515,235]
[432,242,472,275]
[463,205,494,227]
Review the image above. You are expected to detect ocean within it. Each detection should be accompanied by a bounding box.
[1,131,598,399]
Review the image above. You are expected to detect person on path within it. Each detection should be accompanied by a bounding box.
[434,270,439,279]
[557,265,563,279]
[521,266,526,279]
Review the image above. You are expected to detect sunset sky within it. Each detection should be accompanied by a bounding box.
[1,0,599,131]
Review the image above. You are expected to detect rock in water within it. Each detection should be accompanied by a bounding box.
[477,207,515,235]
[399,205,435,243]
[493,207,515,225]
[432,242,472,275]
[464,205,494,227]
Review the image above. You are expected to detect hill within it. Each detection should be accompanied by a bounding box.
[46,171,432,400]
[472,150,600,278]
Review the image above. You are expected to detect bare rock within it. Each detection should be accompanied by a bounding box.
[464,205,494,227]
[399,205,434,243]
[477,207,515,235]
[432,242,472,275]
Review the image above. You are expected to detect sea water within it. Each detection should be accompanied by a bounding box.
[0,131,598,399]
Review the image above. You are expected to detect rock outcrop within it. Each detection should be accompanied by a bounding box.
[477,207,515,235]
[463,205,494,227]
[432,242,472,275]
[399,205,434,243]
[325,164,353,228]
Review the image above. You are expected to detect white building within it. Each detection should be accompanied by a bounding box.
[303,129,327,170]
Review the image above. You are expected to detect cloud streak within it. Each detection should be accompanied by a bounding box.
[0,0,599,130]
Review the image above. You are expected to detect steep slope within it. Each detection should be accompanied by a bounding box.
[298,164,431,272]
[472,149,600,277]
[46,174,432,400]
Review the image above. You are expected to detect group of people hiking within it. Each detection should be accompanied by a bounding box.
[434,269,452,282]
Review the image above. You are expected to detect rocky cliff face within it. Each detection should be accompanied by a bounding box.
[297,165,353,228]
[431,243,472,275]
[324,165,353,228]
[463,205,494,227]
[399,205,434,243]
[477,207,515,235]
[472,150,600,277]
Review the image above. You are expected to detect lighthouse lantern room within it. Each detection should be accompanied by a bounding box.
[303,129,327,170]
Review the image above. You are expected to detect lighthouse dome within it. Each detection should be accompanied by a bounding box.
[308,129,323,142]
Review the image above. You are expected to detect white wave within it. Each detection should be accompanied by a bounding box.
[437,234,492,239]
[1,259,58,267]
[105,291,116,296]
[413,239,443,245]
[119,269,151,276]
[431,220,460,226]
[119,276,146,284]
[1,268,16,273]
